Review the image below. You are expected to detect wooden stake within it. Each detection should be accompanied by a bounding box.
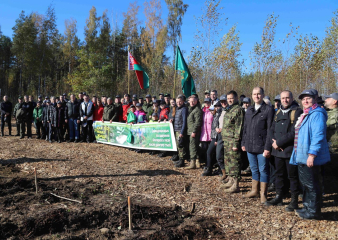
[50,193,82,204]
[34,168,38,194]
[128,196,132,230]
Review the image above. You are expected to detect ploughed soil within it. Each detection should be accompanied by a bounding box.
[0,125,338,239]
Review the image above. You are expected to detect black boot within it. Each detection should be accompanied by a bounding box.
[268,183,275,192]
[158,152,166,158]
[265,191,283,206]
[201,167,212,176]
[175,159,185,168]
[171,154,179,161]
[285,193,299,212]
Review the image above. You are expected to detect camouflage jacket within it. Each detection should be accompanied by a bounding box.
[221,102,245,149]
[187,105,203,135]
[326,107,338,152]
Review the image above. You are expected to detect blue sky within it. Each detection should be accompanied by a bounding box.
[0,0,337,70]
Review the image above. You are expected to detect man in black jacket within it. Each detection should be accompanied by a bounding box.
[265,90,302,211]
[241,87,274,204]
[65,94,80,142]
[19,95,34,139]
[1,95,12,136]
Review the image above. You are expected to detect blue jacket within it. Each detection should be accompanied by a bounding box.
[290,107,330,166]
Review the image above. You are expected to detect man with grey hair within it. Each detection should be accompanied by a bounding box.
[210,90,219,107]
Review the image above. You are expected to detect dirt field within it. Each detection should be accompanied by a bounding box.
[0,125,338,239]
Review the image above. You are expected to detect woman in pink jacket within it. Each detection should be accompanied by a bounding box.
[200,98,214,163]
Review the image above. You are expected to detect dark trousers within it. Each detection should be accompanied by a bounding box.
[298,164,322,217]
[206,139,217,168]
[35,121,43,138]
[16,122,20,135]
[56,127,63,141]
[1,115,11,135]
[269,156,276,185]
[48,122,56,141]
[43,124,49,140]
[82,120,93,142]
[200,141,210,163]
[216,140,225,169]
[20,120,32,138]
[274,157,299,195]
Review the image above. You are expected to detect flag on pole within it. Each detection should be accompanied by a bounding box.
[175,45,196,97]
[128,51,149,89]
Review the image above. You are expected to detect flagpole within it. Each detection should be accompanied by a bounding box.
[173,69,176,98]
[128,45,130,94]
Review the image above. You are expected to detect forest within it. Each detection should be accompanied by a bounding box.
[0,0,337,99]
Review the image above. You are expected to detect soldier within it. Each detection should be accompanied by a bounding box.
[102,97,118,123]
[169,95,188,167]
[1,95,13,136]
[324,93,338,176]
[143,95,153,119]
[13,96,23,136]
[220,91,245,193]
[185,95,203,169]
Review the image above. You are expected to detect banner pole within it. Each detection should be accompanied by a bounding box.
[128,45,130,94]
[173,69,176,98]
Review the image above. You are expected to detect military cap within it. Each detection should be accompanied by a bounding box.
[242,97,251,103]
[132,97,138,101]
[299,89,318,99]
[124,93,130,97]
[220,95,227,101]
[132,94,138,98]
[204,90,210,94]
[139,97,143,100]
[159,93,164,96]
[164,93,171,97]
[18,96,23,100]
[324,93,338,101]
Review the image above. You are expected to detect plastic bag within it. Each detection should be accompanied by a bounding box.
[127,130,134,144]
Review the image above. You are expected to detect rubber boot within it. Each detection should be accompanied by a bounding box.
[260,182,268,204]
[195,159,201,169]
[175,158,185,168]
[219,169,228,182]
[185,159,196,169]
[221,176,234,189]
[265,191,283,206]
[285,193,299,212]
[244,180,260,198]
[201,167,212,176]
[225,178,240,193]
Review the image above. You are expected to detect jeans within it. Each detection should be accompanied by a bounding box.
[68,118,79,140]
[247,152,270,183]
[216,140,225,169]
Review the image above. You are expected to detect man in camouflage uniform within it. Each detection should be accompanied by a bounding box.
[13,96,23,136]
[186,95,203,169]
[220,90,245,193]
[324,93,338,176]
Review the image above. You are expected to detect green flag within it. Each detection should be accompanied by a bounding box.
[175,45,196,97]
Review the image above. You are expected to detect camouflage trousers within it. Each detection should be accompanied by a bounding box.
[175,131,187,159]
[188,133,200,160]
[224,142,242,180]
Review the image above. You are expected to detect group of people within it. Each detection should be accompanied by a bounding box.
[1,87,337,220]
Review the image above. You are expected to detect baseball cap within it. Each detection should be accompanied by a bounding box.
[145,94,151,98]
[204,90,210,94]
[298,89,318,99]
[204,97,211,102]
[242,97,251,103]
[274,95,281,101]
[324,93,338,101]
[115,95,121,98]
[220,95,227,101]
[159,93,164,96]
[136,103,142,107]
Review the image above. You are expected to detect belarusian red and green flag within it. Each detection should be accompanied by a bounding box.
[175,45,196,97]
[128,52,149,89]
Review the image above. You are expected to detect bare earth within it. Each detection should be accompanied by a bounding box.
[0,125,337,239]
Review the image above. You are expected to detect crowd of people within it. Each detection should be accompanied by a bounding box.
[1,87,337,220]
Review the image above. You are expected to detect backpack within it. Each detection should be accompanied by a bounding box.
[275,109,296,124]
[15,108,26,120]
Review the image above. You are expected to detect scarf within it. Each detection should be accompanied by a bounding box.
[294,103,318,152]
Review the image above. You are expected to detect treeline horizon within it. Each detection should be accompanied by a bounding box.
[0,0,337,101]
